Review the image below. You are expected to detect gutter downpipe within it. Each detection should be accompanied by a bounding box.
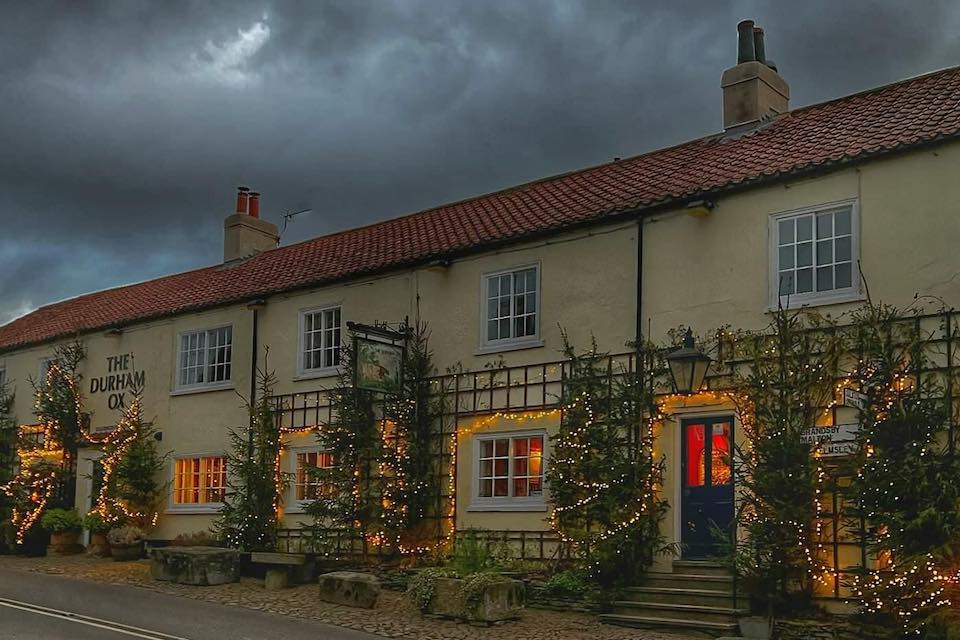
[247,300,266,459]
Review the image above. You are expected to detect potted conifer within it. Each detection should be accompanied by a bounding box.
[41,508,83,555]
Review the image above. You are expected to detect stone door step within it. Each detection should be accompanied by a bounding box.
[599,613,738,636]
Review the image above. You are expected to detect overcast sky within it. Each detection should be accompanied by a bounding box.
[1,1,959,325]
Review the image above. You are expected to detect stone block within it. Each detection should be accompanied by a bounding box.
[150,546,240,586]
[318,571,381,609]
[428,576,524,623]
[265,568,289,590]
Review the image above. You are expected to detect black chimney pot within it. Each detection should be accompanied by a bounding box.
[737,20,756,64]
[752,26,766,64]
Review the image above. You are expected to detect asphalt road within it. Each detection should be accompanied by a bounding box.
[0,567,383,640]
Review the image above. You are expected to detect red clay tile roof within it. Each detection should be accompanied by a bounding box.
[4,66,960,353]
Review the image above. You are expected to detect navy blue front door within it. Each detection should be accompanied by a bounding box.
[681,417,734,558]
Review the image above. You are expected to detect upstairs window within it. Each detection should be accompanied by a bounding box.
[177,326,232,389]
[484,265,539,347]
[39,356,57,382]
[771,202,858,307]
[300,306,341,374]
[0,367,6,391]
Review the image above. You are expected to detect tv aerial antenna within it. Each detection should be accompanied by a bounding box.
[280,208,312,238]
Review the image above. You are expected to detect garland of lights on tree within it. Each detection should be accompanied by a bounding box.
[217,360,285,551]
[844,302,960,636]
[92,381,165,529]
[0,341,86,544]
[306,322,443,557]
[0,376,17,550]
[547,333,670,585]
[725,308,842,614]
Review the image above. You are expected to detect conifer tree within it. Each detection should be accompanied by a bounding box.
[548,334,669,584]
[731,308,840,613]
[845,302,960,635]
[93,382,165,529]
[218,362,285,551]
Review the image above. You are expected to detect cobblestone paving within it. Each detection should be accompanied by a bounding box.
[0,555,694,640]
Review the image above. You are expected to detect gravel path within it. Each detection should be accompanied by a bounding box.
[0,555,694,640]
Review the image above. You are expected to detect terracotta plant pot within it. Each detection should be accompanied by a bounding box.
[111,541,144,562]
[88,532,111,557]
[48,531,82,555]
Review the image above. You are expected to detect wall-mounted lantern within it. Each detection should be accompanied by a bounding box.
[666,328,711,394]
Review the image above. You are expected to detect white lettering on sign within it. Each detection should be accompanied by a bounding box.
[801,423,859,458]
[843,388,868,411]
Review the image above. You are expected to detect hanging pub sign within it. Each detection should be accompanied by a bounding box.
[800,422,859,457]
[348,321,407,394]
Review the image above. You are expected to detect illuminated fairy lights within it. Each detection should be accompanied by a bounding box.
[90,391,159,527]
[1,360,86,544]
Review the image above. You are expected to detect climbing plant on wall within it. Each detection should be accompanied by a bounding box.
[1,340,86,545]
[0,379,16,550]
[844,301,960,636]
[548,333,670,585]
[727,308,841,614]
[93,381,166,530]
[218,357,285,551]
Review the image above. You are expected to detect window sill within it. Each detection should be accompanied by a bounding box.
[768,290,864,311]
[467,502,547,512]
[170,382,234,397]
[165,505,223,515]
[475,339,544,356]
[285,504,311,515]
[293,367,340,382]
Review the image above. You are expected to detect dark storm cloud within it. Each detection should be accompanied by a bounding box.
[1,1,959,324]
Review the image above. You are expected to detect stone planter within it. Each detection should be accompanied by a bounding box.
[318,571,381,608]
[111,541,144,562]
[427,576,524,624]
[87,532,111,558]
[48,531,83,555]
[150,547,240,586]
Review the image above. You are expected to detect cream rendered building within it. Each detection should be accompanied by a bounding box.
[2,24,960,608]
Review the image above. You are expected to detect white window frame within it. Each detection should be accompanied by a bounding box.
[296,304,343,379]
[469,429,547,512]
[38,356,57,382]
[167,454,228,513]
[287,446,335,513]
[768,199,861,309]
[0,366,7,391]
[479,263,542,352]
[173,325,234,393]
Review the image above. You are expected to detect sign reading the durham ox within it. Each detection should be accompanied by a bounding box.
[89,354,146,411]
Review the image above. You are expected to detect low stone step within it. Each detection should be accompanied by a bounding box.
[623,586,748,609]
[611,600,747,625]
[599,613,738,637]
[672,560,732,577]
[639,572,734,591]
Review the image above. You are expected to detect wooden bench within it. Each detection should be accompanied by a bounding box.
[250,552,315,589]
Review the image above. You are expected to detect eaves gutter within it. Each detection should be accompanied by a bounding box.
[2,130,959,356]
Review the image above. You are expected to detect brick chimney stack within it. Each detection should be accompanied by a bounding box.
[721,20,790,130]
[223,186,279,262]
